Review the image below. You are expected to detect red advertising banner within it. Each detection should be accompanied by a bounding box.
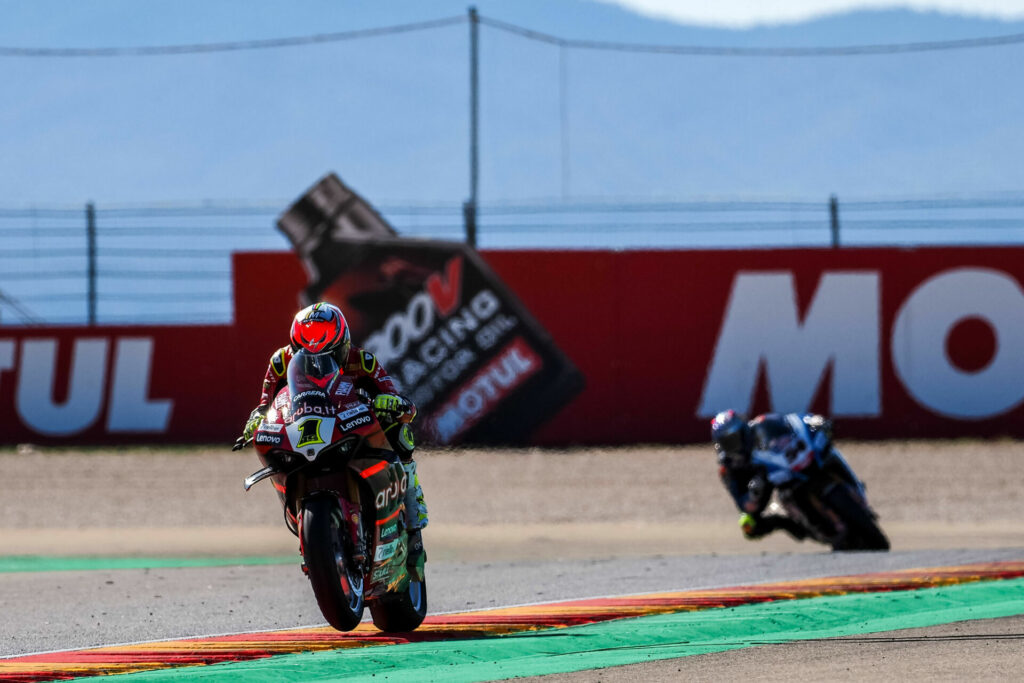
[2,246,1023,445]
[483,247,1024,444]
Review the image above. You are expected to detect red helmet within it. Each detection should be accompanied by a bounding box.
[290,302,351,357]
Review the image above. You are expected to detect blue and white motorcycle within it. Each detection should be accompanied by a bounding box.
[750,414,889,551]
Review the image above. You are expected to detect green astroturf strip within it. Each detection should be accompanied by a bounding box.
[96,576,1024,683]
[0,555,294,573]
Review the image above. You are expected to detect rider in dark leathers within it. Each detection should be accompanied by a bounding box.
[710,410,836,541]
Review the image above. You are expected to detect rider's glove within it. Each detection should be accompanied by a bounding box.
[373,393,404,415]
[242,408,265,441]
[739,513,758,538]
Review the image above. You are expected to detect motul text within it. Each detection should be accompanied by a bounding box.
[0,337,172,436]
[428,337,543,443]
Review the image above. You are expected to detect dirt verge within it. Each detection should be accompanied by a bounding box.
[1,440,1020,559]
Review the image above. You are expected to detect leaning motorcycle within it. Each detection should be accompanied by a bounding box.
[239,349,426,632]
[751,423,889,551]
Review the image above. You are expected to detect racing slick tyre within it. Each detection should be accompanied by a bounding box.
[370,577,427,633]
[824,484,890,551]
[301,496,366,631]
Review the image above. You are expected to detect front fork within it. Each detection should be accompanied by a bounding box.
[296,479,370,578]
[339,497,367,568]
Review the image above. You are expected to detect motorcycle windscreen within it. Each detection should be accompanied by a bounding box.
[286,350,340,460]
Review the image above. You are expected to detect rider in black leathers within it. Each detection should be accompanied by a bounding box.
[710,410,825,541]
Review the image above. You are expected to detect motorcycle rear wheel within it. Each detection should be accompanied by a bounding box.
[370,576,427,632]
[301,496,366,631]
[824,485,890,551]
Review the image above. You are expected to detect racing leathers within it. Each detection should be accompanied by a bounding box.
[718,413,836,541]
[245,344,428,572]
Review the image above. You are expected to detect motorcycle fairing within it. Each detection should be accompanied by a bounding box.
[286,416,338,461]
[350,455,409,596]
[752,414,827,486]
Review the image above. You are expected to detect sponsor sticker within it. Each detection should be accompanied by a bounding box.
[296,418,325,448]
[292,403,335,418]
[374,538,400,562]
[340,414,373,432]
[374,472,409,509]
[293,390,328,403]
[254,431,283,446]
[338,404,370,421]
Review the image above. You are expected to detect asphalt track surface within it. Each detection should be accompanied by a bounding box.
[4,548,1024,659]
[3,444,1024,679]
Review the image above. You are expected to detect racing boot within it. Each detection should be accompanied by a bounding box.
[406,528,426,582]
[402,458,428,581]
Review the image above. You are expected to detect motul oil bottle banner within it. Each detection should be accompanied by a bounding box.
[276,176,584,445]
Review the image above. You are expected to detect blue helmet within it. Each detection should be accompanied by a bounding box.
[710,410,752,466]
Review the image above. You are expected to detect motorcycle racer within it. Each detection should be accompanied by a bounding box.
[710,410,816,542]
[236,302,428,576]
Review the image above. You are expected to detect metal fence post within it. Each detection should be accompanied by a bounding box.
[829,194,840,248]
[466,6,479,248]
[86,201,97,325]
[463,200,477,248]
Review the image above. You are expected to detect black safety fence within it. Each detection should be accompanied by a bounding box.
[3,193,1024,326]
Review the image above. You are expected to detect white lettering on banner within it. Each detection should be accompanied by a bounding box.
[16,338,107,436]
[470,289,500,319]
[0,341,13,375]
[106,339,173,432]
[367,286,502,370]
[3,337,175,437]
[432,338,542,443]
[698,272,880,417]
[891,268,1024,419]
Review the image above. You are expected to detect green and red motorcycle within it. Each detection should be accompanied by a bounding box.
[240,348,426,632]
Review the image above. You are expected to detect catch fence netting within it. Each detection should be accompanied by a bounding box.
[3,195,1024,325]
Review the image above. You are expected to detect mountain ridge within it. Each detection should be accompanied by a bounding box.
[0,2,1021,203]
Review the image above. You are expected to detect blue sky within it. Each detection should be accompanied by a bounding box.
[2,1,1023,205]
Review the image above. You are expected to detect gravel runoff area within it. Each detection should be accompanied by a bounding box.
[0,440,1021,558]
[1,440,1022,680]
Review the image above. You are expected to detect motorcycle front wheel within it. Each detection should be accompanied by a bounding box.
[301,496,366,631]
[823,485,890,551]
